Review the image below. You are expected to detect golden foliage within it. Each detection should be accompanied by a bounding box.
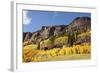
[23,44,38,50]
[78,31,91,38]
[23,41,32,46]
[54,36,68,45]
[23,43,91,62]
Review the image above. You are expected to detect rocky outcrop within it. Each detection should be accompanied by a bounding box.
[67,17,91,32]
[23,32,32,42]
[23,25,67,42]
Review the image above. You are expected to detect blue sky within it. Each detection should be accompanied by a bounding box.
[23,10,91,32]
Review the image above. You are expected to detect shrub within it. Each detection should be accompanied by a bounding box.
[23,44,38,50]
[54,36,68,45]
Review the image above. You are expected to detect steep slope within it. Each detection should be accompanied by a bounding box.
[23,17,91,50]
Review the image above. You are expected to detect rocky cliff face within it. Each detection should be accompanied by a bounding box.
[67,17,91,32]
[23,17,91,44]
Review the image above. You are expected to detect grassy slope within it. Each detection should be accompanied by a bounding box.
[31,54,90,62]
[47,54,90,61]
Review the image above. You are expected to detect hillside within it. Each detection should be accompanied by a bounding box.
[23,17,91,49]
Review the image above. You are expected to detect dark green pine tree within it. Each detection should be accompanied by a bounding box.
[67,31,76,47]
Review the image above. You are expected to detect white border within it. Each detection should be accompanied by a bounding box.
[11,1,97,71]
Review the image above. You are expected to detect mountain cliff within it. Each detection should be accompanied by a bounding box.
[23,17,91,43]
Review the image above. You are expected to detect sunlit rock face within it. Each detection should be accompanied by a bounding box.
[74,17,91,26]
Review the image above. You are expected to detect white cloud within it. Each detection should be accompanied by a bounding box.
[23,11,32,25]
